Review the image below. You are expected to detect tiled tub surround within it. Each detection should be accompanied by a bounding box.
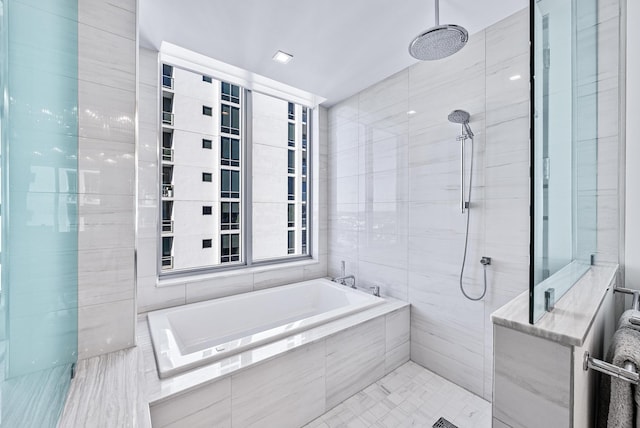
[148,279,384,378]
[140,298,410,427]
[137,47,329,314]
[327,8,530,400]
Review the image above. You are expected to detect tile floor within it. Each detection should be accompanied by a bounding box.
[304,361,491,428]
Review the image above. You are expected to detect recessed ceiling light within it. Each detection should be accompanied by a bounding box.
[272,50,293,64]
[407,110,417,115]
[509,74,522,81]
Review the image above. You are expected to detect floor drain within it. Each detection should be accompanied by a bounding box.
[433,417,458,428]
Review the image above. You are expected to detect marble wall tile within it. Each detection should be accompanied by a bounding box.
[252,266,305,291]
[385,341,410,374]
[78,248,135,306]
[78,23,136,92]
[77,0,136,359]
[78,299,135,359]
[303,258,329,280]
[386,307,410,350]
[231,341,326,428]
[150,378,231,428]
[78,0,135,40]
[493,325,571,428]
[185,273,254,304]
[358,261,408,301]
[137,277,186,314]
[325,317,386,408]
[78,81,135,144]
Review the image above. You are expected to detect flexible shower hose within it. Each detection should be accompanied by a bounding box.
[459,135,487,301]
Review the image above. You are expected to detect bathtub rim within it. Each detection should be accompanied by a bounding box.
[147,278,385,379]
[139,296,409,405]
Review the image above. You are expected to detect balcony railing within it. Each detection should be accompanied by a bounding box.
[162,111,174,126]
[162,220,174,233]
[162,184,174,198]
[162,147,174,162]
[162,75,174,89]
[161,255,174,270]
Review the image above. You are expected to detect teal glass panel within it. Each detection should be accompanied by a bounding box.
[1,0,78,426]
[531,0,598,323]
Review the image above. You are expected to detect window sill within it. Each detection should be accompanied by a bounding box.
[156,257,320,288]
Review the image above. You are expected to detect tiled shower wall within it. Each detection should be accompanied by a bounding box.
[327,9,530,400]
[77,0,136,359]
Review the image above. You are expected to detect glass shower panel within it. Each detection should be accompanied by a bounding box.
[1,0,78,425]
[531,0,598,323]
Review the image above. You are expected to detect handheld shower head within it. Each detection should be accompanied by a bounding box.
[448,109,474,137]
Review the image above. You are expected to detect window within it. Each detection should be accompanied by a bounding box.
[288,204,295,228]
[288,176,295,200]
[221,170,239,198]
[158,64,313,274]
[302,204,307,228]
[221,82,240,104]
[162,97,173,125]
[302,151,307,176]
[162,131,174,162]
[221,105,240,135]
[162,201,174,233]
[221,234,240,263]
[288,102,295,120]
[162,64,173,89]
[288,150,295,174]
[221,137,240,166]
[221,202,240,230]
[162,236,173,269]
[302,121,308,150]
[288,231,295,254]
[302,178,307,201]
[288,123,295,147]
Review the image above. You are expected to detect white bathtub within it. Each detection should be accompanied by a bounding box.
[147,278,384,378]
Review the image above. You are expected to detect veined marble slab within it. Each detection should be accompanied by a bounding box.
[58,348,151,428]
[491,264,617,346]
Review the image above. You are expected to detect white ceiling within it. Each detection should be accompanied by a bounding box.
[139,0,528,106]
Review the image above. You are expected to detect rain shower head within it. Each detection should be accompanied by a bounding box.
[409,0,469,61]
[448,109,474,137]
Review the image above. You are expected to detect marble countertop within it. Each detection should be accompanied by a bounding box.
[491,264,618,347]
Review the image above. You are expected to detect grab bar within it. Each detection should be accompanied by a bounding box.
[582,286,640,384]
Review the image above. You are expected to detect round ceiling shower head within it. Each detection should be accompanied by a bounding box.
[409,25,469,61]
[448,109,471,124]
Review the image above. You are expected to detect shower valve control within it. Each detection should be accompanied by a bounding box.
[480,257,491,266]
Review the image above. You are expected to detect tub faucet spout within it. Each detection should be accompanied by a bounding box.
[333,274,356,289]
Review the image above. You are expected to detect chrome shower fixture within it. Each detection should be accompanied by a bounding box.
[409,0,469,61]
[449,109,487,301]
[447,109,474,137]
